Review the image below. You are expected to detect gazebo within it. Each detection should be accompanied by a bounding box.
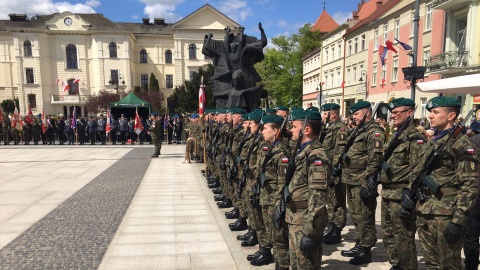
[109,92,151,120]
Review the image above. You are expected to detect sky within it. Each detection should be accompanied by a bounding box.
[0,0,363,38]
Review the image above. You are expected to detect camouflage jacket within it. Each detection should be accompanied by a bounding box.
[246,134,267,192]
[380,123,426,200]
[259,141,291,206]
[286,140,331,236]
[342,120,385,187]
[148,119,162,137]
[415,133,480,226]
[237,132,254,173]
[321,119,349,165]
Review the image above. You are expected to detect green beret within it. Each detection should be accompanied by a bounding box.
[348,100,371,114]
[388,97,415,111]
[321,103,340,111]
[241,114,249,120]
[248,109,264,121]
[426,96,461,111]
[216,108,227,114]
[290,107,305,121]
[304,106,322,120]
[228,108,247,115]
[276,106,289,111]
[265,108,277,115]
[261,115,284,125]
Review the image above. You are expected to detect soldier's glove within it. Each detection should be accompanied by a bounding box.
[399,188,415,219]
[444,222,464,245]
[360,187,374,200]
[366,173,378,191]
[300,234,316,258]
[273,201,284,230]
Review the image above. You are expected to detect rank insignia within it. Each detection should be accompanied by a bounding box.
[281,158,289,163]
[314,160,323,166]
[417,140,424,145]
[263,146,269,151]
[467,148,475,154]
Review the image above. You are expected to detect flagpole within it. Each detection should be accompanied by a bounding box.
[411,0,421,101]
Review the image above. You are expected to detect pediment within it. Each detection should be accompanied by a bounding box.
[172,4,240,30]
[46,12,91,31]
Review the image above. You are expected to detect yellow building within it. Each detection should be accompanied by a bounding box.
[0,4,240,116]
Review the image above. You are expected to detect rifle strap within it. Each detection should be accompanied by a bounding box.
[261,149,282,173]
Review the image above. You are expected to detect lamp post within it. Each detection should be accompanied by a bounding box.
[316,82,323,106]
[109,74,126,93]
[358,70,367,97]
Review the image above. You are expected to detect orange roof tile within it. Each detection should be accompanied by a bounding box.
[346,0,401,35]
[311,10,339,34]
[357,0,377,20]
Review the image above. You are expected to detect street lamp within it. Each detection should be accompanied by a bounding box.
[109,73,126,93]
[316,82,323,106]
[358,70,367,83]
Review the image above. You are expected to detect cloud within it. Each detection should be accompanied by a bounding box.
[0,0,99,19]
[277,20,286,27]
[131,15,139,20]
[215,0,252,22]
[332,11,351,25]
[138,0,184,22]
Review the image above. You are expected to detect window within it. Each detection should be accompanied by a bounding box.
[66,44,78,69]
[166,75,173,88]
[24,40,32,56]
[330,72,334,88]
[190,71,197,81]
[338,43,341,58]
[189,44,196,59]
[374,28,379,50]
[395,18,400,40]
[348,40,352,56]
[383,23,388,44]
[337,70,341,86]
[392,57,398,82]
[141,74,148,89]
[325,48,329,63]
[456,18,467,51]
[110,70,119,86]
[109,42,117,58]
[354,38,358,54]
[411,10,415,37]
[331,46,335,61]
[353,66,357,83]
[382,64,386,82]
[361,34,365,51]
[67,78,79,95]
[140,49,147,63]
[421,97,427,118]
[25,68,34,84]
[347,68,351,84]
[425,2,433,31]
[324,74,328,89]
[372,64,377,86]
[423,49,431,72]
[28,94,36,109]
[165,50,172,64]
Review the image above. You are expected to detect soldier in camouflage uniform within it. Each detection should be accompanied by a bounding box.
[250,115,290,268]
[401,96,480,269]
[340,101,384,265]
[2,114,11,145]
[285,106,331,270]
[149,113,162,157]
[32,116,41,145]
[320,103,350,245]
[376,98,426,270]
[214,110,234,209]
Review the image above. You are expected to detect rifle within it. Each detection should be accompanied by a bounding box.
[238,128,258,197]
[319,105,333,144]
[328,103,380,187]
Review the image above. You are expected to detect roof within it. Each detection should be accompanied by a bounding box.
[311,10,339,34]
[172,4,240,29]
[346,0,401,35]
[357,0,378,20]
[110,92,151,108]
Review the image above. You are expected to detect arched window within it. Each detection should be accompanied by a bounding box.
[165,49,172,64]
[67,78,79,95]
[189,44,196,60]
[109,42,117,58]
[140,49,147,63]
[24,40,32,56]
[66,44,78,69]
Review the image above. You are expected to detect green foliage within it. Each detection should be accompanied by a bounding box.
[85,90,125,114]
[1,98,19,114]
[256,23,321,107]
[133,85,143,95]
[171,64,215,113]
[149,73,159,92]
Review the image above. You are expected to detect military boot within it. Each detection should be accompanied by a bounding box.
[217,199,232,208]
[208,180,220,189]
[341,240,361,257]
[323,222,334,238]
[229,217,248,231]
[237,228,253,241]
[225,208,239,219]
[214,194,225,201]
[349,246,372,265]
[241,229,258,246]
[212,187,222,194]
[250,247,274,266]
[324,225,342,245]
[389,266,404,270]
[247,248,262,261]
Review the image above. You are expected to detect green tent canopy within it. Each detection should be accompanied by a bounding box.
[110,92,151,120]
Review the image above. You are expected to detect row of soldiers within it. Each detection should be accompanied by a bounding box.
[198,96,480,270]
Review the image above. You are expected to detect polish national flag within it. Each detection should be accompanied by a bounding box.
[134,108,144,135]
[25,104,34,124]
[73,78,80,84]
[11,107,22,130]
[106,110,112,134]
[42,111,48,133]
[199,84,206,115]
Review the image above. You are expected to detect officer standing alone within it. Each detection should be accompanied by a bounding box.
[149,113,162,157]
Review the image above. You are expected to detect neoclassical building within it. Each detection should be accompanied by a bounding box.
[0,4,240,116]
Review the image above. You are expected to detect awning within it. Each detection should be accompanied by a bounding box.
[417,73,480,94]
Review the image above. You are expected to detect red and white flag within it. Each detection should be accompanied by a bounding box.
[11,107,22,130]
[106,110,112,134]
[73,78,80,84]
[134,108,144,135]
[25,104,34,124]
[42,111,48,133]
[0,108,3,122]
[199,84,206,115]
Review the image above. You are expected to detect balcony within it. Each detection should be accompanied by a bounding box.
[51,94,94,104]
[427,51,469,75]
[432,0,470,10]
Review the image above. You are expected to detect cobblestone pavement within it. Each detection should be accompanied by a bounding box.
[0,147,151,269]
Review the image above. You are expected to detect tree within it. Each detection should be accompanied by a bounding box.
[85,90,126,114]
[255,24,322,107]
[149,73,160,92]
[1,98,19,114]
[133,86,143,95]
[135,91,165,113]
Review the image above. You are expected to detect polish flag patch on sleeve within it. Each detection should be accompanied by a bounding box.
[314,160,323,166]
[374,132,381,137]
[281,158,289,163]
[467,148,475,154]
[263,146,269,151]
[417,140,424,145]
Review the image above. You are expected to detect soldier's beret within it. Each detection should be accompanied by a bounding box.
[37,113,42,117]
[228,108,247,115]
[304,106,322,120]
[217,108,227,114]
[290,107,305,121]
[150,112,158,116]
[321,103,340,111]
[348,100,371,114]
[426,96,461,111]
[261,115,284,125]
[265,108,277,115]
[241,113,249,120]
[388,97,415,111]
[248,109,264,121]
[276,106,289,111]
[190,114,199,119]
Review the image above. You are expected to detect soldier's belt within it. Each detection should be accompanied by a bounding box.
[422,186,458,197]
[345,161,367,169]
[287,200,308,211]
[381,183,408,190]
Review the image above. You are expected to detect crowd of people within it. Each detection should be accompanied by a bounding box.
[187,98,480,270]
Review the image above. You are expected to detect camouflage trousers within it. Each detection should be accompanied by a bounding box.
[262,205,289,268]
[346,184,377,247]
[418,214,464,270]
[151,134,161,155]
[288,224,323,270]
[244,187,267,247]
[381,198,417,270]
[327,182,347,228]
[11,129,19,143]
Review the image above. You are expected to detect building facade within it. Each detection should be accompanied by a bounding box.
[0,4,240,116]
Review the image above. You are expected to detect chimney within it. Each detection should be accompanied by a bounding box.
[9,13,28,22]
[376,1,383,9]
[154,18,165,25]
[142,17,150,25]
[353,11,359,20]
